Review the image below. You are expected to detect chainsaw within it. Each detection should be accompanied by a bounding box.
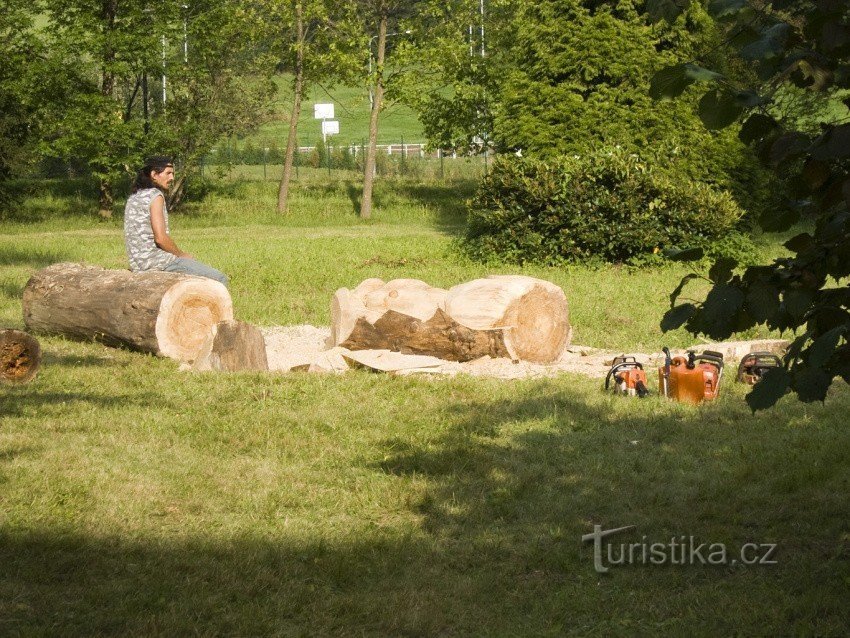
[605,355,649,398]
[659,348,724,404]
[737,351,782,385]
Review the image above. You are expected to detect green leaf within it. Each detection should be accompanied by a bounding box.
[793,366,833,403]
[646,0,691,23]
[746,366,791,412]
[683,64,723,82]
[649,64,694,100]
[746,283,780,323]
[741,23,791,60]
[699,283,746,339]
[808,325,845,367]
[783,288,815,322]
[811,124,850,161]
[739,113,779,144]
[801,159,831,191]
[698,90,744,130]
[784,331,811,365]
[664,247,704,261]
[759,205,800,232]
[709,257,737,283]
[783,232,814,253]
[669,273,701,304]
[661,303,697,332]
[708,0,747,18]
[733,90,768,107]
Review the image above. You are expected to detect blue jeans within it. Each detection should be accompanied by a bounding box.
[164,257,229,288]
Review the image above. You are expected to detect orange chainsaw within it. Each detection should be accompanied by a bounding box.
[737,351,782,385]
[659,348,724,404]
[605,356,650,398]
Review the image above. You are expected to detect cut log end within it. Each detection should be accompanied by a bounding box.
[0,329,42,384]
[501,283,571,363]
[156,278,234,362]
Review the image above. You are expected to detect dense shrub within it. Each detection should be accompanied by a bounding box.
[464,148,744,265]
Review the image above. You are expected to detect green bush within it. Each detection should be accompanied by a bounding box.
[464,148,744,265]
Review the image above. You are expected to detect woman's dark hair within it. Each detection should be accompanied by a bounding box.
[131,156,174,193]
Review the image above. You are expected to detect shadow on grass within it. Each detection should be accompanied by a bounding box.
[0,281,23,301]
[0,391,173,419]
[0,247,70,268]
[2,382,848,634]
[395,180,476,234]
[0,445,39,463]
[344,180,361,214]
[40,352,130,368]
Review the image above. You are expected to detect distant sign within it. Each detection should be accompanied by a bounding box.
[322,120,340,136]
[314,103,334,120]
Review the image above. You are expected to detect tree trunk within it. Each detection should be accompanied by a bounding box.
[360,12,387,220]
[330,275,571,363]
[23,263,233,363]
[192,320,269,372]
[98,180,114,219]
[278,1,305,214]
[0,329,41,385]
[167,174,187,210]
[98,0,118,219]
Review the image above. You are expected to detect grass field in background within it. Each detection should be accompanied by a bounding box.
[1,176,848,635]
[237,76,426,150]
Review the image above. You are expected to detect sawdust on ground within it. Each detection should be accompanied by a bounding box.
[260,325,788,380]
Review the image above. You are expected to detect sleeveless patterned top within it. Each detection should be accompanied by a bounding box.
[123,187,177,271]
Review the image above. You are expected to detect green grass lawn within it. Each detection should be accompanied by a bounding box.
[1,176,848,635]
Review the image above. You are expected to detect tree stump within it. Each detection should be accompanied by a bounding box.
[331,275,571,363]
[23,263,233,362]
[0,329,42,384]
[192,320,269,372]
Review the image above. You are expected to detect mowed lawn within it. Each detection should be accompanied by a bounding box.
[1,176,848,635]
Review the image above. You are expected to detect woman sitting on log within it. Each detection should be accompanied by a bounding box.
[124,156,229,287]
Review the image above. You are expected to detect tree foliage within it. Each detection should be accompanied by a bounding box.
[402,0,777,214]
[25,0,276,214]
[464,147,745,265]
[651,0,850,409]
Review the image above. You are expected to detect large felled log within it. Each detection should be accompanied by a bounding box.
[445,275,571,363]
[23,263,232,362]
[331,275,571,363]
[193,320,268,372]
[0,329,41,384]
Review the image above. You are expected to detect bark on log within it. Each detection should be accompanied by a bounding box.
[331,275,571,363]
[23,263,232,362]
[193,320,268,372]
[0,329,41,384]
[339,307,511,362]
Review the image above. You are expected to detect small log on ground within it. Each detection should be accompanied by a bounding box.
[331,278,447,347]
[338,307,511,361]
[331,275,570,363]
[193,320,268,372]
[23,263,232,362]
[0,329,42,384]
[445,275,571,363]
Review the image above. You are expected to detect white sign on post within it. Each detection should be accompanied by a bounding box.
[314,103,334,120]
[321,120,340,136]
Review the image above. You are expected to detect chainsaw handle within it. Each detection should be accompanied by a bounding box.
[695,350,724,370]
[604,361,643,391]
